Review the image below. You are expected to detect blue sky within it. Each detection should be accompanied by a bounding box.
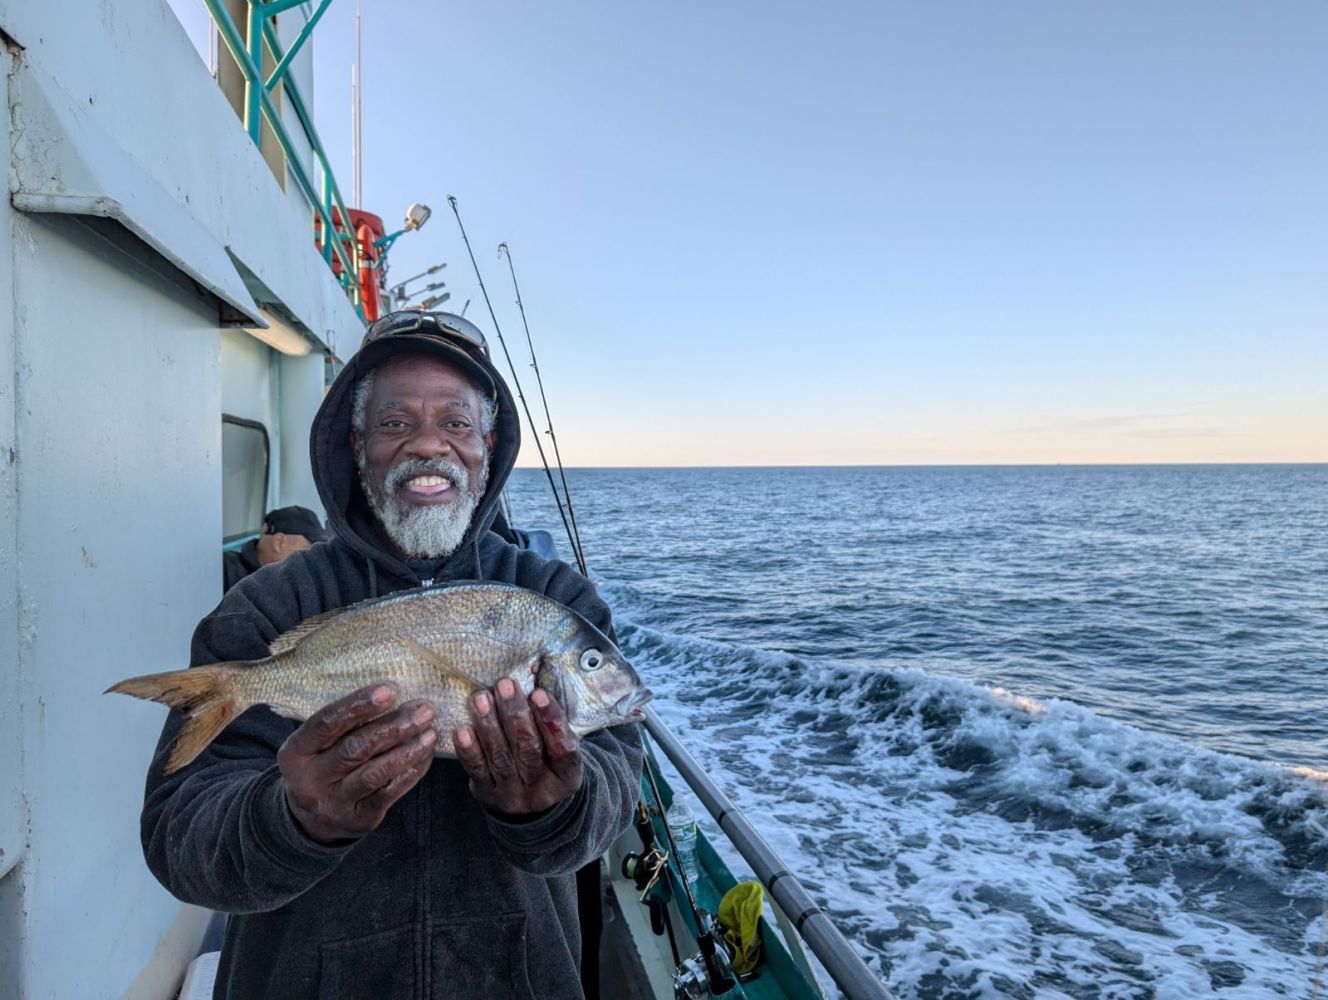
[169,1,1326,466]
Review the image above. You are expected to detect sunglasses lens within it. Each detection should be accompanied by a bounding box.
[362,312,416,345]
[361,311,487,353]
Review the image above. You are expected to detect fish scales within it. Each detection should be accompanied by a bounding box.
[107,582,652,773]
[250,586,579,753]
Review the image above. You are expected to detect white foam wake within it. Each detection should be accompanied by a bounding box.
[611,597,1328,998]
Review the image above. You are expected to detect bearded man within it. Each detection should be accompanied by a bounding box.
[140,312,643,1000]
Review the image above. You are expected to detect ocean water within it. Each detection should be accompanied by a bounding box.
[507,464,1328,998]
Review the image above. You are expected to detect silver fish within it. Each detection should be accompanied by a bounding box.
[108,582,651,773]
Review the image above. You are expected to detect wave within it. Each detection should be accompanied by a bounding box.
[609,585,1328,997]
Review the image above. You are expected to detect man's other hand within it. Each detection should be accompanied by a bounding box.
[278,684,437,844]
[453,680,584,818]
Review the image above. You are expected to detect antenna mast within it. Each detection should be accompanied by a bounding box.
[352,0,362,207]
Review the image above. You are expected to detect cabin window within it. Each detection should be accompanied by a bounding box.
[221,414,271,543]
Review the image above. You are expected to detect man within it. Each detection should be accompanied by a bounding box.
[222,505,326,591]
[141,311,643,999]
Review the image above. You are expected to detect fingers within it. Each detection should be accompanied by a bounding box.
[279,692,437,844]
[286,684,397,757]
[495,678,547,782]
[454,684,584,817]
[531,687,582,783]
[326,700,436,778]
[357,753,433,819]
[465,688,515,781]
[344,725,438,810]
[453,722,489,786]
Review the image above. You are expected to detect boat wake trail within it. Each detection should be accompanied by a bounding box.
[614,605,1328,999]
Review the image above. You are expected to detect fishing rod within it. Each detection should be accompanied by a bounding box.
[447,196,587,577]
[451,200,733,995]
[497,242,588,577]
[639,748,737,997]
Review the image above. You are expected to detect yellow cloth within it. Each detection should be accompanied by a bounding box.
[718,881,765,976]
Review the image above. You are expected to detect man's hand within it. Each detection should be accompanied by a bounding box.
[453,679,583,818]
[278,684,437,844]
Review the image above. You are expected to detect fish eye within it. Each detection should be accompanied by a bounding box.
[580,649,604,671]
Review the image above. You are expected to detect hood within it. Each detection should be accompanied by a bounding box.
[309,332,521,584]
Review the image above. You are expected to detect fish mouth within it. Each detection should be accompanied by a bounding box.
[614,687,654,718]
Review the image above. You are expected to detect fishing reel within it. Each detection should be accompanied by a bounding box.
[673,954,713,1000]
[621,846,668,896]
[673,927,743,999]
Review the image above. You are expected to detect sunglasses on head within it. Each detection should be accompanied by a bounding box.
[360,310,490,355]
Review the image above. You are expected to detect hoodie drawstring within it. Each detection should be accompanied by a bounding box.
[367,558,379,598]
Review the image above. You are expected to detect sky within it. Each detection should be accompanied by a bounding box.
[168,1,1326,467]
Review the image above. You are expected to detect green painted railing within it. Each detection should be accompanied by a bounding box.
[202,0,364,320]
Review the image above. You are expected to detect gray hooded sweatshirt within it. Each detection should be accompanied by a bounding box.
[140,335,643,999]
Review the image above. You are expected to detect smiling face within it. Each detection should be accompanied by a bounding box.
[350,353,495,558]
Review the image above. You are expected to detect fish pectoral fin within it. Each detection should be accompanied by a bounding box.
[397,636,487,692]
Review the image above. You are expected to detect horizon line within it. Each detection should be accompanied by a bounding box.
[510,460,1328,471]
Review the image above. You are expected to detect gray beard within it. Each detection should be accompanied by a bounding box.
[358,453,488,559]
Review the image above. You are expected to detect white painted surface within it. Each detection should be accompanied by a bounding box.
[9,60,265,327]
[220,332,331,525]
[0,41,26,886]
[0,0,362,358]
[221,327,278,431]
[278,351,330,519]
[7,210,224,998]
[120,906,216,1000]
[0,3,358,995]
[221,327,280,529]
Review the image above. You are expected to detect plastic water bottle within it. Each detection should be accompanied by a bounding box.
[666,797,700,888]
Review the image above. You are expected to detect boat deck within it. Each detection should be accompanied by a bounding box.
[597,863,659,1000]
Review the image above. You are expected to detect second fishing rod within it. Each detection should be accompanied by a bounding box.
[447,196,588,578]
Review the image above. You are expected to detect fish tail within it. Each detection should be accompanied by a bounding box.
[106,664,247,774]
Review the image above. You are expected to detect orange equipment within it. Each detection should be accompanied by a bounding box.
[313,208,387,322]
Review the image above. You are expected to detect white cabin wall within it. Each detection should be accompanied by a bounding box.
[220,332,329,525]
[0,32,26,940]
[220,327,280,512]
[221,328,279,431]
[6,210,225,998]
[0,0,362,358]
[0,2,358,992]
[278,351,328,516]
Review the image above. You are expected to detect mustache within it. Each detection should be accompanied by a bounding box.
[382,456,470,494]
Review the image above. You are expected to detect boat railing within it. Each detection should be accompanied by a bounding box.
[643,708,892,1000]
[201,0,365,318]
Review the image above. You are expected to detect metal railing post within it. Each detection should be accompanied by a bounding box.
[264,0,333,92]
[207,0,364,317]
[321,173,333,264]
[244,2,263,143]
[260,19,362,299]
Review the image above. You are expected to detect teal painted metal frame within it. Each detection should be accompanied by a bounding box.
[640,749,828,999]
[202,0,364,318]
[374,227,407,253]
[265,0,332,91]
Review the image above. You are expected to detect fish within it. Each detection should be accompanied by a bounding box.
[107,581,652,774]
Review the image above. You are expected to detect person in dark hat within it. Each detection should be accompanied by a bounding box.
[142,311,641,1000]
[222,505,327,591]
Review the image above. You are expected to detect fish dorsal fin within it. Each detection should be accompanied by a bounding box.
[268,608,346,656]
[396,636,488,692]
